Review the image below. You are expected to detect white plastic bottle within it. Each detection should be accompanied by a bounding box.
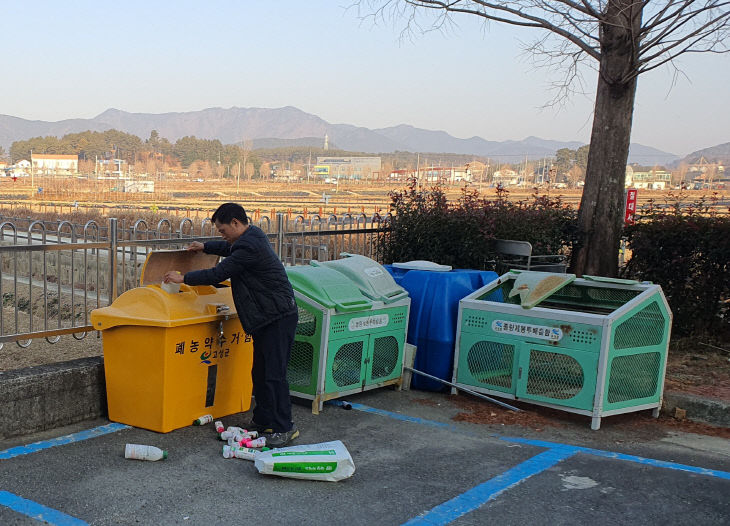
[222,445,257,461]
[214,421,225,433]
[193,414,213,426]
[244,437,266,448]
[223,445,271,460]
[125,444,168,461]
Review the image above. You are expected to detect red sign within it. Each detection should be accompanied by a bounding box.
[624,189,638,225]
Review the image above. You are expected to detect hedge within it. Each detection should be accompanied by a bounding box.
[377,180,577,270]
[623,194,730,337]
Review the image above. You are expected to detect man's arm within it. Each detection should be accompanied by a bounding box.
[183,248,248,286]
[202,240,231,257]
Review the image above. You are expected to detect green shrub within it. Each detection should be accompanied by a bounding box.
[378,180,577,269]
[622,193,730,337]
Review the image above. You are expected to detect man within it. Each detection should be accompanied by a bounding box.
[164,203,299,447]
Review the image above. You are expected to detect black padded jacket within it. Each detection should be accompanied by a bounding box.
[183,225,297,333]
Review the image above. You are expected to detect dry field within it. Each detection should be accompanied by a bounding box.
[2,175,711,219]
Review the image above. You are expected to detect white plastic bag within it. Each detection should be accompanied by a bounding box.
[254,440,355,482]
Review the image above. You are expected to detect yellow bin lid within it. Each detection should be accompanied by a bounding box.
[140,249,219,286]
[91,250,232,330]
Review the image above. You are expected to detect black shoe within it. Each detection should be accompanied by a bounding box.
[240,420,274,434]
[264,424,299,448]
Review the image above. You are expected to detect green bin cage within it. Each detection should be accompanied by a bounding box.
[452,271,672,429]
[285,260,410,414]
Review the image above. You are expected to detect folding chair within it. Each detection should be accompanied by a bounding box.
[493,239,567,274]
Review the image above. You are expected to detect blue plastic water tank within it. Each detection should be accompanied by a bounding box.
[384,266,498,391]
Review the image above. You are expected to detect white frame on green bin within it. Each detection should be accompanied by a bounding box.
[287,291,331,409]
[451,274,672,430]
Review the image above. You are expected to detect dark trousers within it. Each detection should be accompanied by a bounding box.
[250,312,298,433]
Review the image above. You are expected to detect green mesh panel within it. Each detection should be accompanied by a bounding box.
[466,340,514,389]
[613,301,665,349]
[526,350,584,400]
[371,336,398,380]
[542,284,640,313]
[287,340,314,388]
[295,307,316,337]
[607,352,661,403]
[586,287,640,305]
[331,341,363,387]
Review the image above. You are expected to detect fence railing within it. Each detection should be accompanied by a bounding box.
[0,212,390,349]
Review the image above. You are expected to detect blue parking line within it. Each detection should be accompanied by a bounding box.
[0,423,129,460]
[501,437,730,480]
[343,401,730,480]
[402,447,576,525]
[0,491,88,525]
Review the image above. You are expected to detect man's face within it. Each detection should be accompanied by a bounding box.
[214,219,246,244]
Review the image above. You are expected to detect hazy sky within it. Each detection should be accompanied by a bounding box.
[2,1,728,156]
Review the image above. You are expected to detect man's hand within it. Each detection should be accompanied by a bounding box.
[163,271,184,284]
[187,241,204,252]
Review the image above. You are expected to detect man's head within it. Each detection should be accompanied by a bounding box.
[211,202,249,244]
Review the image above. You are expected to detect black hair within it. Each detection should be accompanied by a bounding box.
[211,202,249,225]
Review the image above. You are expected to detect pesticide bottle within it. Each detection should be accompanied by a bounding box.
[243,437,267,448]
[214,421,225,433]
[221,430,250,441]
[222,445,271,460]
[125,444,168,461]
[193,414,213,426]
[222,445,257,460]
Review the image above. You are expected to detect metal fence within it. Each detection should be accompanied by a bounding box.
[0,212,390,350]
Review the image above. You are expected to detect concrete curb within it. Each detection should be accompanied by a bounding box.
[0,357,107,440]
[662,390,730,428]
[1,359,727,440]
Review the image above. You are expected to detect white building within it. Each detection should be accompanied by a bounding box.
[32,154,79,176]
[315,156,381,180]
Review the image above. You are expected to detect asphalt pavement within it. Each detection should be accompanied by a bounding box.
[1,388,729,525]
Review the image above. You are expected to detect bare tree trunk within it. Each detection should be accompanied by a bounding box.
[571,1,640,277]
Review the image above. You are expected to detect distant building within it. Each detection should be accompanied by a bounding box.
[492,169,519,186]
[625,166,671,189]
[124,180,155,193]
[32,154,78,176]
[96,159,129,179]
[316,156,381,180]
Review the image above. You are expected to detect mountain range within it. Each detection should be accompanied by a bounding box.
[0,106,687,165]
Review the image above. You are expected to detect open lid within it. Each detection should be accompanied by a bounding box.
[140,249,220,286]
[508,271,576,308]
[392,260,452,272]
[285,265,373,313]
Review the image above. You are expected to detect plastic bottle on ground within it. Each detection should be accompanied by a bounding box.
[125,444,168,461]
[222,445,271,460]
[214,421,225,433]
[193,414,213,426]
[221,430,251,441]
[243,437,266,448]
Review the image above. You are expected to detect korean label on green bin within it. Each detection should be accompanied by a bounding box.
[273,462,338,473]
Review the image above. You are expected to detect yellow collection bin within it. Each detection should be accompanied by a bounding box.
[91,250,253,433]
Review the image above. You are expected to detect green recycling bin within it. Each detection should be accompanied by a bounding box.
[285,261,410,413]
[312,253,410,304]
[453,271,672,429]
